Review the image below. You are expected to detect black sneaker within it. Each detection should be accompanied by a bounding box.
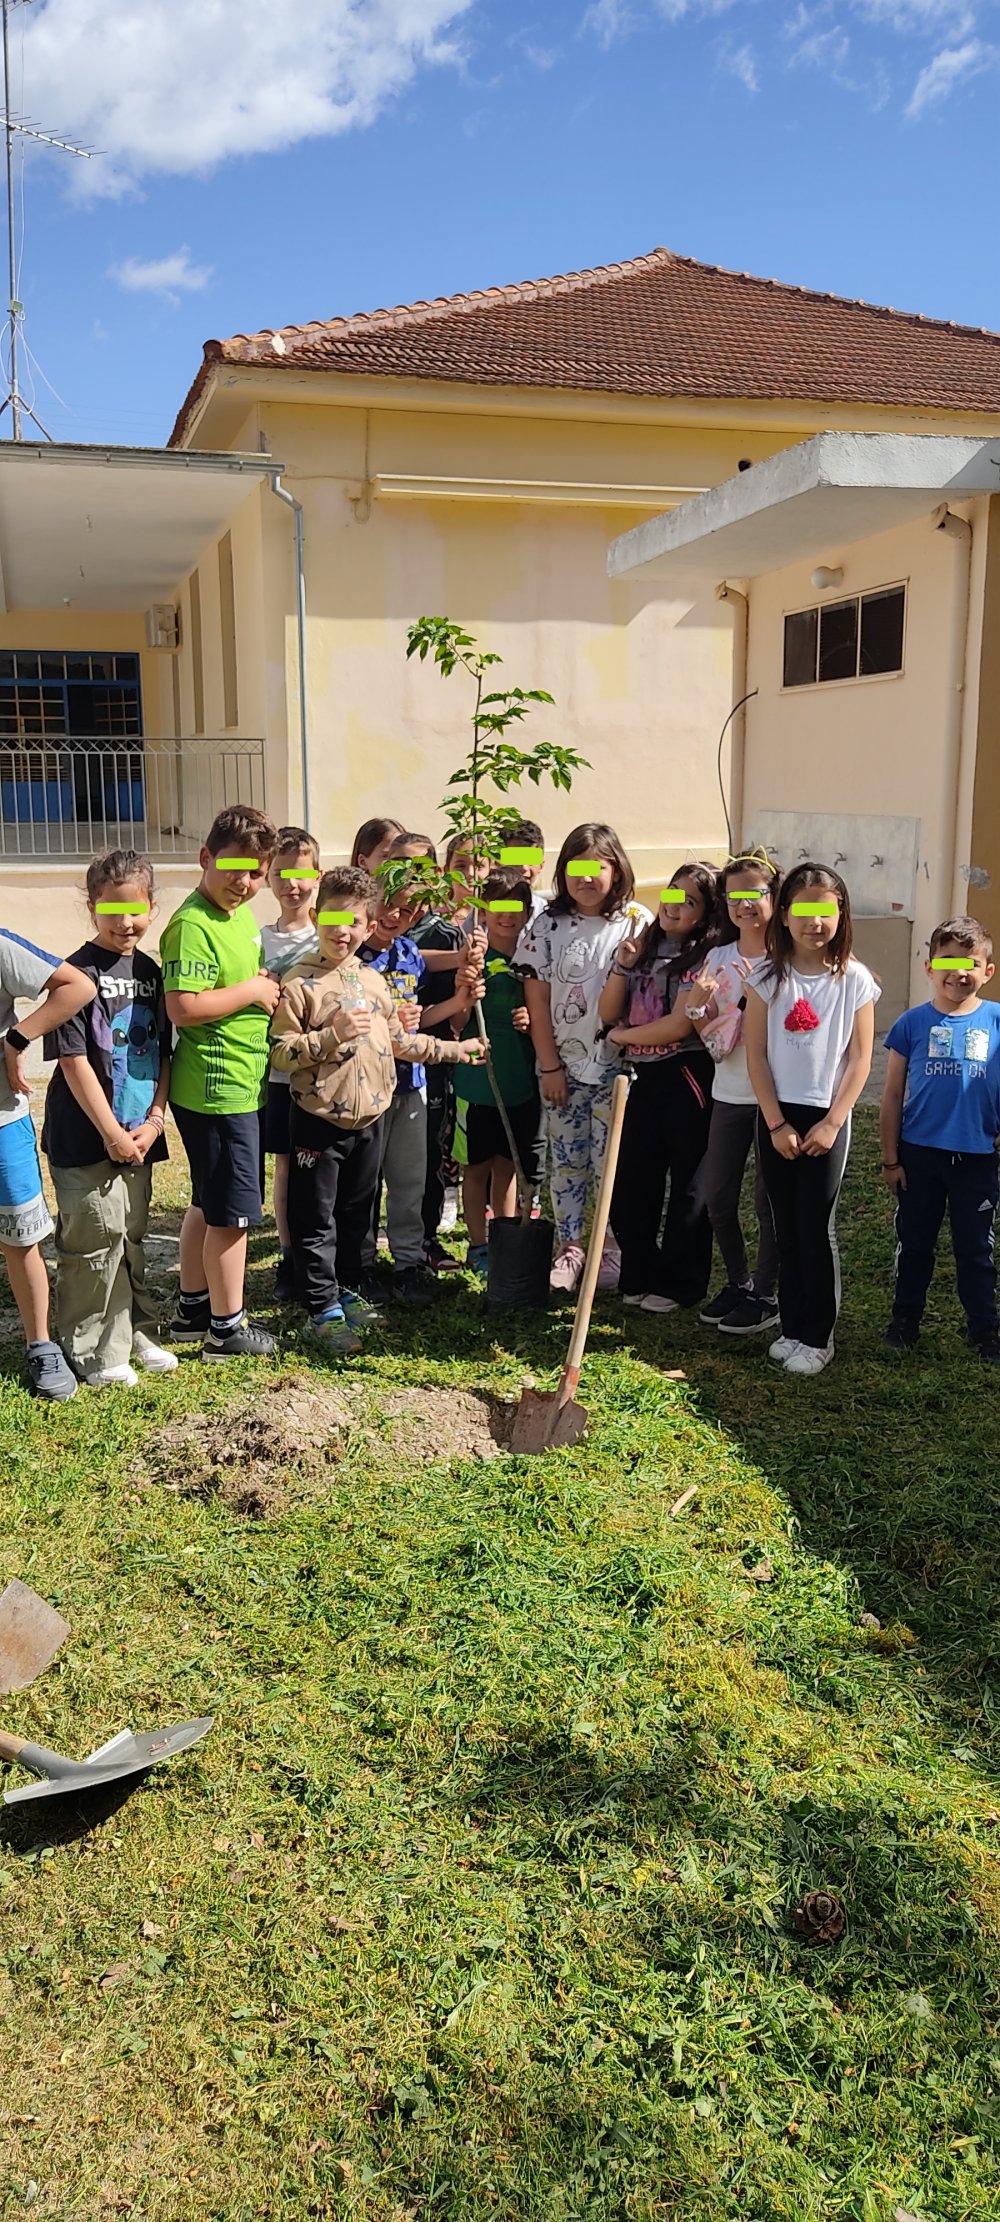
[359,1268,387,1305]
[699,1282,746,1326]
[165,1299,212,1342]
[423,1237,461,1275]
[718,1294,781,1337]
[202,1317,277,1361]
[392,1265,436,1309]
[274,1255,297,1304]
[885,1317,919,1350]
[973,1330,1000,1367]
[25,1341,77,1401]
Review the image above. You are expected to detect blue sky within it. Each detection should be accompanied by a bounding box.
[6,0,1000,447]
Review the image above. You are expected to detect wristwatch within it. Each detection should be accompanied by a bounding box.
[5,1025,29,1052]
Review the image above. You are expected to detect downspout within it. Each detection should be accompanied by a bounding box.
[715,581,749,851]
[269,471,310,829]
[932,505,974,917]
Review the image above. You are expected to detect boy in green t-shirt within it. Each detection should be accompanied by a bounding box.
[454,870,542,1278]
[160,804,279,1358]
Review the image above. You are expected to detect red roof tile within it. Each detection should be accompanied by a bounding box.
[170,247,1000,443]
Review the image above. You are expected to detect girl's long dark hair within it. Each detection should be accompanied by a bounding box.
[764,861,853,982]
[350,816,403,868]
[630,862,722,983]
[549,822,635,918]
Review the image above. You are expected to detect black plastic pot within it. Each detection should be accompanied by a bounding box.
[486,1216,554,1310]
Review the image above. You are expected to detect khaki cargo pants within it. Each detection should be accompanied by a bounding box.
[52,1158,160,1376]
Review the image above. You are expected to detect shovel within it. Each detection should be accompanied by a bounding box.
[512,1071,628,1451]
[0,1716,214,1806]
[0,1581,71,1695]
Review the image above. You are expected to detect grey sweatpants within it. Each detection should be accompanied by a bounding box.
[362,1087,427,1272]
[696,1098,779,1299]
[52,1157,160,1374]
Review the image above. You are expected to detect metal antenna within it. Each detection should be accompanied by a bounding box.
[0,0,90,440]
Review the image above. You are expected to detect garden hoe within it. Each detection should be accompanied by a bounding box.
[0,1580,71,1695]
[0,1716,214,1806]
[512,1072,628,1452]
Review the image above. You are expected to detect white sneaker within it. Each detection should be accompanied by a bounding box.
[768,1336,800,1364]
[622,1291,648,1308]
[132,1332,179,1374]
[85,1363,139,1388]
[784,1342,834,1376]
[439,1186,459,1234]
[639,1293,680,1314]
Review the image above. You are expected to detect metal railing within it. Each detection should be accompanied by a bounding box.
[0,736,266,859]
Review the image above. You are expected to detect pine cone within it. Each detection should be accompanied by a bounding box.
[792,1889,847,1945]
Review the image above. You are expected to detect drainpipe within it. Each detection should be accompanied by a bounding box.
[269,471,310,829]
[932,505,974,917]
[715,581,749,851]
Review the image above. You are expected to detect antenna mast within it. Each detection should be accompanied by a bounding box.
[0,0,90,440]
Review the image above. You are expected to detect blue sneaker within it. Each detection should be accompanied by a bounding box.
[466,1242,489,1281]
[341,1287,381,1330]
[307,1306,362,1357]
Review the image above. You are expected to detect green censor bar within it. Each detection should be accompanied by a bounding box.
[489,899,523,913]
[500,846,543,868]
[281,868,319,880]
[791,901,838,917]
[216,858,262,871]
[660,888,686,904]
[94,901,149,915]
[567,860,601,878]
[931,956,975,971]
[318,910,356,925]
[729,889,766,901]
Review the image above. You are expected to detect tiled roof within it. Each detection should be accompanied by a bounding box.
[169,247,1000,443]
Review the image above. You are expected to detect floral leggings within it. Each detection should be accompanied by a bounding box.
[546,1072,617,1248]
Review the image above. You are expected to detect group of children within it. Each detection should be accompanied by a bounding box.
[0,799,997,1397]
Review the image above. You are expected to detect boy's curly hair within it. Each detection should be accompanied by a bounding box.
[316,865,377,915]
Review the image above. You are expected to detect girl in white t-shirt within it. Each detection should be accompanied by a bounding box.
[744,862,880,1377]
[686,849,781,1338]
[519,823,650,1293]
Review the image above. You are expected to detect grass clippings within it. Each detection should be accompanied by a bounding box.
[2,1110,1000,2220]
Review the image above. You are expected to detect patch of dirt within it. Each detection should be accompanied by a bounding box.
[377,1387,512,1465]
[143,1378,511,1516]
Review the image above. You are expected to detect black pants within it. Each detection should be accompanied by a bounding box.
[422,1074,452,1243]
[894,1142,998,1339]
[287,1103,383,1316]
[611,1054,714,1304]
[696,1097,779,1297]
[757,1100,850,1352]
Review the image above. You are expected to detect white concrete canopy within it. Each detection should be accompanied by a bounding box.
[608,431,1000,586]
[0,443,280,613]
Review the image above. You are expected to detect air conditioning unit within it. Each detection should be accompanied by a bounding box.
[144,604,179,651]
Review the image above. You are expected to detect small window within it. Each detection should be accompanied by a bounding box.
[783,583,905,688]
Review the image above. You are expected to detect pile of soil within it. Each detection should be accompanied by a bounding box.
[145,1377,512,1516]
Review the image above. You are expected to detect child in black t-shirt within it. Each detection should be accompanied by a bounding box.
[42,847,175,1387]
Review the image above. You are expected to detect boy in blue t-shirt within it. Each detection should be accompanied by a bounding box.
[881,915,1000,1361]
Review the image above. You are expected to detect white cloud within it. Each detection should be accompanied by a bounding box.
[110,247,213,302]
[719,38,761,87]
[21,0,473,196]
[906,31,999,109]
[582,0,631,42]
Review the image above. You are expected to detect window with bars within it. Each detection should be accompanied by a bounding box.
[782,585,906,689]
[0,652,143,740]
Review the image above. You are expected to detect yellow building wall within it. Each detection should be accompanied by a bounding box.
[247,396,795,879]
[741,508,980,1003]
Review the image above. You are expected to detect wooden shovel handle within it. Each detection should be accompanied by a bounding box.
[0,1729,28,1762]
[558,1072,629,1404]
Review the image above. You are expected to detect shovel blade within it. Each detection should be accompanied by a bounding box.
[511,1389,588,1454]
[0,1581,71,1694]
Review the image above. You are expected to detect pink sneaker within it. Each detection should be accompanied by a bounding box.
[550,1243,585,1293]
[597,1237,621,1292]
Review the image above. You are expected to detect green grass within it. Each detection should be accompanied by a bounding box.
[3,1109,1000,2220]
